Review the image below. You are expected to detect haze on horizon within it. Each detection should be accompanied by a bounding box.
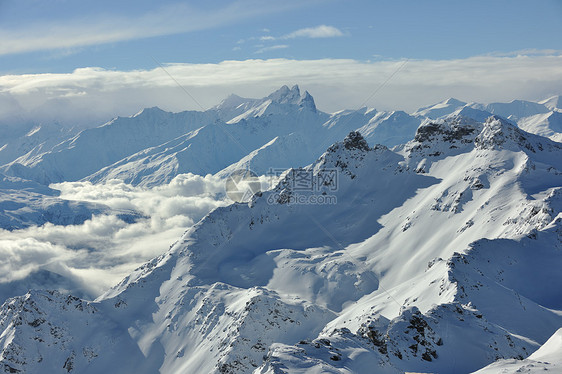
[1,0,562,126]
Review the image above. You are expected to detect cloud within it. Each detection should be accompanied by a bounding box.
[484,48,562,58]
[0,238,81,283]
[282,25,344,39]
[254,25,344,43]
[1,53,562,128]
[0,173,230,299]
[255,45,289,54]
[0,1,307,56]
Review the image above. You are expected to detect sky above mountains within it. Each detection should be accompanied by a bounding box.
[1,0,562,123]
[2,0,562,71]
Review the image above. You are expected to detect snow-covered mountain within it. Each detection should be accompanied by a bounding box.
[416,96,562,143]
[414,98,468,118]
[474,328,562,373]
[0,86,422,187]
[2,89,560,192]
[0,122,78,166]
[517,111,562,142]
[84,86,329,186]
[479,99,551,121]
[2,113,562,373]
[0,290,148,374]
[0,107,220,184]
[540,95,562,111]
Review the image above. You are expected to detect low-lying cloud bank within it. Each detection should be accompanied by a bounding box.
[0,173,229,300]
[1,54,561,128]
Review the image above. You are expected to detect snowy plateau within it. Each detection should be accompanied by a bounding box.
[0,85,562,373]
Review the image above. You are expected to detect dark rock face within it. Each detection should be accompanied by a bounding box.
[414,122,477,144]
[358,307,441,363]
[343,131,370,152]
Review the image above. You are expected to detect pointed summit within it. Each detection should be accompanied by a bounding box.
[297,90,317,112]
[266,85,317,112]
[443,98,466,106]
[216,94,246,109]
[540,95,562,111]
[415,98,467,119]
[133,106,166,118]
[267,85,302,104]
[343,131,370,151]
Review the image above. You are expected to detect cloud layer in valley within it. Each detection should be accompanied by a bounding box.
[0,174,230,300]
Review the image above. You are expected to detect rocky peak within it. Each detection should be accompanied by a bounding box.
[267,85,301,105]
[297,90,317,112]
[343,131,370,152]
[411,117,480,150]
[265,85,317,112]
[474,115,545,152]
[132,106,166,118]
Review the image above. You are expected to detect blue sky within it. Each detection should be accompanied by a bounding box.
[1,0,562,73]
[1,0,562,123]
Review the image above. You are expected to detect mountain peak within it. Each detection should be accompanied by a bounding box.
[540,95,562,111]
[415,98,468,119]
[315,131,381,179]
[444,98,466,106]
[297,90,317,112]
[413,116,480,144]
[258,85,317,112]
[217,93,244,107]
[133,106,166,118]
[343,131,370,151]
[267,84,301,104]
[475,115,534,151]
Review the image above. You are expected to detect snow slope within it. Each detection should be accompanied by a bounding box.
[473,328,562,373]
[517,111,562,142]
[480,99,551,121]
[2,119,562,373]
[0,107,219,184]
[414,98,468,118]
[540,95,562,111]
[0,122,77,166]
[0,290,148,374]
[257,117,562,373]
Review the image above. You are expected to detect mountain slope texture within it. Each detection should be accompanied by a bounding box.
[0,88,561,373]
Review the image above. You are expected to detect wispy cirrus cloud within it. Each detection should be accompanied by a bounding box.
[0,1,307,56]
[255,25,345,43]
[483,48,562,58]
[282,25,344,39]
[255,44,289,54]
